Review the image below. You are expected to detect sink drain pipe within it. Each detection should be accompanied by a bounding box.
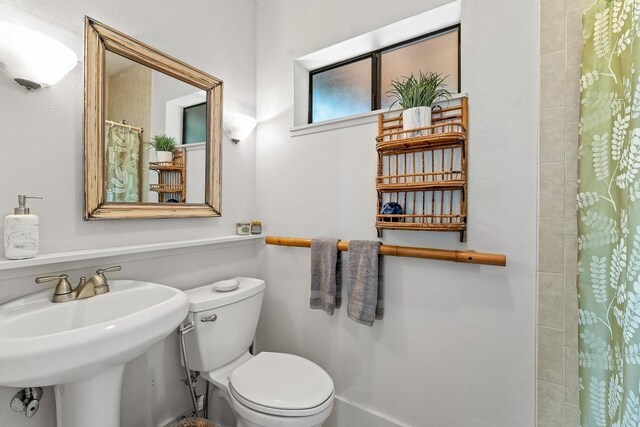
[177,321,202,419]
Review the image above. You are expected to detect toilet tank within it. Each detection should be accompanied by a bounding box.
[183,277,265,373]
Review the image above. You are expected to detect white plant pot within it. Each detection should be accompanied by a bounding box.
[402,106,432,136]
[156,151,173,163]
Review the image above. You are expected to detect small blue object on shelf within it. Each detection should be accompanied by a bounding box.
[381,202,403,222]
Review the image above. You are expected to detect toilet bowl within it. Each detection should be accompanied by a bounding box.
[182,278,334,427]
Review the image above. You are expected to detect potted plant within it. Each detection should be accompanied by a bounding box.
[147,134,177,163]
[387,71,451,135]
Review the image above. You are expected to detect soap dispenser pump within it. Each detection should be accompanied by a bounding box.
[4,195,42,260]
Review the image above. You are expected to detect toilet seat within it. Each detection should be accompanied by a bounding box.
[229,352,334,417]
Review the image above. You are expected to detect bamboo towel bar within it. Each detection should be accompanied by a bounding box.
[265,236,506,267]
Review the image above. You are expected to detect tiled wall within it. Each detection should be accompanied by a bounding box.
[538,0,587,425]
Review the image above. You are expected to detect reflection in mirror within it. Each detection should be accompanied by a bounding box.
[104,51,206,204]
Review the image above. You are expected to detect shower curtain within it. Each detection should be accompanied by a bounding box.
[579,1,640,424]
[105,124,142,202]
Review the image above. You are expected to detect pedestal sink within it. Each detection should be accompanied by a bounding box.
[0,279,188,427]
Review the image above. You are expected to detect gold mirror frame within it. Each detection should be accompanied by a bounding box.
[84,17,223,219]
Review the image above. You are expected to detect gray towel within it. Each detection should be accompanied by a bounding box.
[310,237,342,315]
[347,240,384,326]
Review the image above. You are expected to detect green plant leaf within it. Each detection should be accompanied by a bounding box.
[387,71,452,109]
[146,134,177,152]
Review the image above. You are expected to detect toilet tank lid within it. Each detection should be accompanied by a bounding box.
[185,277,265,312]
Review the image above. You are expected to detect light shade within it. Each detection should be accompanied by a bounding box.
[224,112,257,143]
[0,22,77,89]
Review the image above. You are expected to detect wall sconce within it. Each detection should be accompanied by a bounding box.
[223,112,257,143]
[0,22,78,90]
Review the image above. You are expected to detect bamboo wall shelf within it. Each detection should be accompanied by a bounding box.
[265,236,506,267]
[150,147,187,202]
[376,96,468,241]
[149,184,185,193]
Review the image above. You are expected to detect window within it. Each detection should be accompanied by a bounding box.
[309,25,460,124]
[182,102,206,144]
[311,57,372,123]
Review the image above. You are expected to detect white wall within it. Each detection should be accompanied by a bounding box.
[255,0,538,425]
[0,0,257,425]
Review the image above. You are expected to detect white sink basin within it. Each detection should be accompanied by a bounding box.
[0,279,188,426]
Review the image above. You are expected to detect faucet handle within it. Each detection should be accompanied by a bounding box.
[35,274,68,284]
[96,265,121,275]
[93,265,120,295]
[35,274,75,303]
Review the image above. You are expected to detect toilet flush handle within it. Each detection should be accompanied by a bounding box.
[201,314,217,323]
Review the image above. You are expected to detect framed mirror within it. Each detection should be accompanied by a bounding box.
[84,17,222,219]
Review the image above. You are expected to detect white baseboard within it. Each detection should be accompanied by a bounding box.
[324,395,411,427]
[162,394,410,427]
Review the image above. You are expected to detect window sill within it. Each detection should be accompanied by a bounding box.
[290,109,398,138]
[290,92,467,138]
[178,142,206,150]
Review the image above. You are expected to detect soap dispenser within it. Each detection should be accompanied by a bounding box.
[4,195,42,260]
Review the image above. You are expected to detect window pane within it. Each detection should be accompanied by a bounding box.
[311,58,371,123]
[183,103,206,144]
[381,29,459,109]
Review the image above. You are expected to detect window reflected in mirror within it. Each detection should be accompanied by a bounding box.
[183,103,206,145]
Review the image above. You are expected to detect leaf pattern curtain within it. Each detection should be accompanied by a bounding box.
[579,1,640,425]
[105,124,142,202]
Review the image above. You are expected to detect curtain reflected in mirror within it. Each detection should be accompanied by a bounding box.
[105,123,143,202]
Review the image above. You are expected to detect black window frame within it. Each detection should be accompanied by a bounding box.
[308,24,461,124]
[182,102,207,145]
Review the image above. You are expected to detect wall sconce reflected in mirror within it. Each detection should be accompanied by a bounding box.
[223,112,257,144]
[0,22,78,90]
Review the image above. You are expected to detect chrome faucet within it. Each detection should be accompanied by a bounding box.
[35,265,122,303]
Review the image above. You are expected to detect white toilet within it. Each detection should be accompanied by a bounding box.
[183,277,335,427]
